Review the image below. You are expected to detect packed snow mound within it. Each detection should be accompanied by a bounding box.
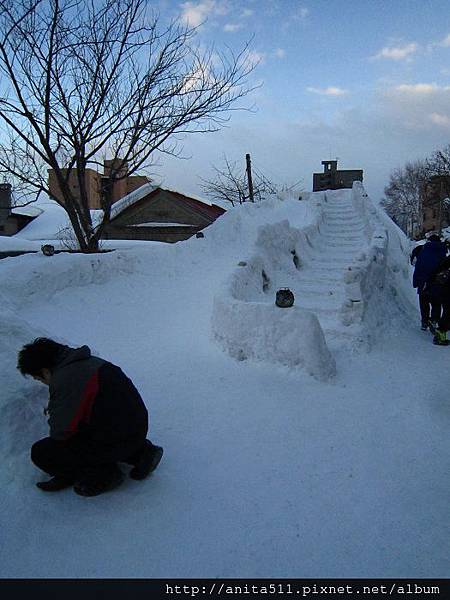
[349,182,418,338]
[213,297,336,380]
[211,194,336,380]
[0,249,139,310]
[0,310,49,488]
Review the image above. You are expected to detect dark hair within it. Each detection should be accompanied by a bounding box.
[17,337,66,376]
[428,234,441,242]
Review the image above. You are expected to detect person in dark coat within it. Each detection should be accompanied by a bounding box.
[424,256,450,345]
[410,243,424,265]
[17,338,163,496]
[412,233,447,330]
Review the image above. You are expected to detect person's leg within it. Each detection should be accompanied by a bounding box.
[31,437,123,493]
[73,463,124,497]
[418,290,431,326]
[31,437,85,491]
[125,439,164,480]
[31,437,82,480]
[430,298,443,323]
[439,299,450,332]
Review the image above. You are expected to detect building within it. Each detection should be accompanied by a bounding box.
[48,159,151,209]
[419,175,450,236]
[0,182,41,236]
[102,183,226,243]
[312,160,363,192]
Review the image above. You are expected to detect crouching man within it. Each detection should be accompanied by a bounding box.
[17,338,163,497]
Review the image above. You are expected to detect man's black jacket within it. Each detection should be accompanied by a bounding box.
[47,345,148,447]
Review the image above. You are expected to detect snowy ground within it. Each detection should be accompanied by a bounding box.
[0,189,449,578]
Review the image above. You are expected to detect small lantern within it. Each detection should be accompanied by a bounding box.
[41,244,55,257]
[275,288,294,308]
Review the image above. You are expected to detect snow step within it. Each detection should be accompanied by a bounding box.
[297,272,343,283]
[295,304,343,316]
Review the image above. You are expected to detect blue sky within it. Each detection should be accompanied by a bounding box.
[154,0,450,203]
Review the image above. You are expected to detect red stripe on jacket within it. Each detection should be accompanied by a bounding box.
[65,370,100,439]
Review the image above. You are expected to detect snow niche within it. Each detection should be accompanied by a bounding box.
[0,310,49,487]
[212,219,336,381]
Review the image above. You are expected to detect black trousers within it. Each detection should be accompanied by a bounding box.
[418,289,441,323]
[31,433,149,482]
[439,300,450,332]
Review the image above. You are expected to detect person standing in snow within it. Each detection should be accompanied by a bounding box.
[410,243,424,265]
[412,233,447,330]
[423,256,450,345]
[17,338,163,496]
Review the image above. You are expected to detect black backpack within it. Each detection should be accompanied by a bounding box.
[435,268,450,285]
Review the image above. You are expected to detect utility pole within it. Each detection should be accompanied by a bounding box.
[246,153,254,203]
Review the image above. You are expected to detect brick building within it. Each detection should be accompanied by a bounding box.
[48,159,150,209]
[0,182,41,236]
[313,160,363,192]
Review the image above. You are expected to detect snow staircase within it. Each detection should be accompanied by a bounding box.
[285,190,369,347]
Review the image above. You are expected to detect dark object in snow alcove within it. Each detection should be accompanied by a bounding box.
[41,244,55,256]
[275,288,294,308]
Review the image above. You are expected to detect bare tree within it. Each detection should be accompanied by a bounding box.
[427,144,450,177]
[0,0,256,251]
[200,155,277,206]
[381,160,428,237]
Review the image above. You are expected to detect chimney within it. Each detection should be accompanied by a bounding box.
[0,182,12,224]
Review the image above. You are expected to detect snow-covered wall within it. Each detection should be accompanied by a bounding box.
[342,182,417,340]
[0,250,138,310]
[212,296,336,381]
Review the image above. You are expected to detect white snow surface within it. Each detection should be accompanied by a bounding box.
[0,185,448,578]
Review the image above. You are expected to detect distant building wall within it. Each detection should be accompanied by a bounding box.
[48,168,101,208]
[48,159,151,209]
[127,176,150,195]
[313,160,363,192]
[0,182,12,228]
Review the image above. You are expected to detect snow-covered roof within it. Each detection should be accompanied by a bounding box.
[110,183,158,220]
[11,205,43,218]
[109,182,221,221]
[126,222,197,228]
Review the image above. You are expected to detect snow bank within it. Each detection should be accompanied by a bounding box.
[213,296,336,380]
[211,195,336,381]
[344,182,417,340]
[0,249,139,310]
[0,310,49,488]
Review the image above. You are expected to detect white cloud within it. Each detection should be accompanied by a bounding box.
[373,42,418,61]
[241,8,253,18]
[379,82,450,133]
[307,86,349,97]
[179,0,228,27]
[224,22,243,32]
[246,50,266,68]
[438,33,450,47]
[300,7,309,18]
[430,112,450,127]
[393,83,450,95]
[274,48,286,59]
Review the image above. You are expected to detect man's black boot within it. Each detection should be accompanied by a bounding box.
[73,466,124,497]
[130,443,164,480]
[36,476,74,492]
